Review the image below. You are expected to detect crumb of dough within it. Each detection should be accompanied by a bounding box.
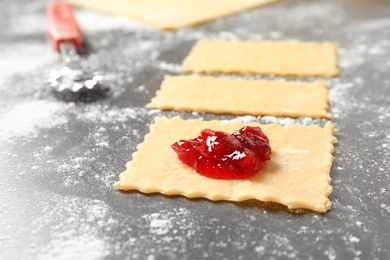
[147,75,331,118]
[67,0,280,30]
[115,117,337,213]
[182,39,339,77]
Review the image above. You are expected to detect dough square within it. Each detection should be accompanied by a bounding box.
[147,75,331,118]
[67,0,280,30]
[182,39,339,77]
[115,117,337,213]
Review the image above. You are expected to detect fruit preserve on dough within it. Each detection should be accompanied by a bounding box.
[171,126,271,179]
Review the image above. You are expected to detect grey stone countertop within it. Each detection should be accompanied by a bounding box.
[0,0,389,259]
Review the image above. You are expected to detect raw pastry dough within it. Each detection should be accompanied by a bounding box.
[182,39,339,77]
[115,117,336,213]
[67,0,279,30]
[147,75,330,118]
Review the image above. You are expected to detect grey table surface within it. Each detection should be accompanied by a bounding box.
[1,0,390,259]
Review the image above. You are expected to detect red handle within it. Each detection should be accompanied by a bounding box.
[46,1,82,52]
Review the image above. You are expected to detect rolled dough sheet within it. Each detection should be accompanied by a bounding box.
[147,75,331,118]
[115,117,337,213]
[182,39,339,77]
[67,0,279,30]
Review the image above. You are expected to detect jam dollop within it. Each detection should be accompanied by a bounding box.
[171,126,271,179]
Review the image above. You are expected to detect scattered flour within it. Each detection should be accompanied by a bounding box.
[1,0,390,259]
[31,195,112,260]
[75,104,143,124]
[75,9,154,33]
[149,216,173,235]
[221,115,323,127]
[158,61,182,73]
[0,42,56,83]
[0,100,71,142]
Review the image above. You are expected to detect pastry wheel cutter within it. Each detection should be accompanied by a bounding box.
[46,1,104,93]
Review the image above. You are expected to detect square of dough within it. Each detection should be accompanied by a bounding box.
[67,0,279,30]
[115,117,336,213]
[182,39,339,77]
[147,75,331,118]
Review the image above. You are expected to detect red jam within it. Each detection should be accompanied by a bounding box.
[171,126,271,179]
